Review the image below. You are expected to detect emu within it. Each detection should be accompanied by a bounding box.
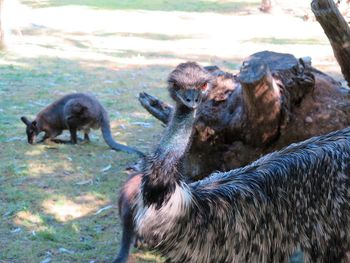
[116,62,350,263]
[21,93,144,156]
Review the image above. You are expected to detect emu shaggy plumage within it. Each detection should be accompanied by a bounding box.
[136,127,350,263]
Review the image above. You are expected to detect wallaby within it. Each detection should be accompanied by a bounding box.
[20,93,144,156]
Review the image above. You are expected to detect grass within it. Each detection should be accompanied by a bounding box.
[0,55,167,262]
[0,47,170,261]
[22,0,260,12]
[249,37,329,46]
[0,0,344,262]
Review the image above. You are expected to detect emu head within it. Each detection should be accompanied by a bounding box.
[167,62,213,109]
[20,116,39,144]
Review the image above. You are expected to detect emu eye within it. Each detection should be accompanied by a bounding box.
[200,83,208,91]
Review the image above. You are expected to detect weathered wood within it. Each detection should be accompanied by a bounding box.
[238,52,291,146]
[138,92,172,124]
[312,0,350,85]
[139,51,350,179]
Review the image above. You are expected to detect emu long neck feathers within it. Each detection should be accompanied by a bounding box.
[158,105,195,157]
[142,104,195,207]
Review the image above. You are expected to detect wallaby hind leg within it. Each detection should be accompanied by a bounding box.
[70,128,78,144]
[66,119,78,144]
[83,128,90,142]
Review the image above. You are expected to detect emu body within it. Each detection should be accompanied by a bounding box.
[21,93,143,156]
[127,63,350,262]
[137,128,350,262]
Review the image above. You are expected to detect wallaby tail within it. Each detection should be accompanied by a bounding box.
[101,114,144,157]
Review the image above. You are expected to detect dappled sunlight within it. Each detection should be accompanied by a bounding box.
[42,193,110,222]
[13,211,45,231]
[27,160,56,176]
[25,156,72,177]
[3,3,339,70]
[1,1,348,262]
[0,59,29,68]
[24,146,50,157]
[132,251,164,262]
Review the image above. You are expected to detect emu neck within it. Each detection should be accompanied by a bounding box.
[142,104,196,207]
[158,104,196,158]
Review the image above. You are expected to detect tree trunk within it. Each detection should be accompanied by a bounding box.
[0,0,5,49]
[139,51,350,180]
[260,0,274,13]
[311,0,350,86]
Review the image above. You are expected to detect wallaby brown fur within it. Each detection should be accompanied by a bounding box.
[20,93,144,156]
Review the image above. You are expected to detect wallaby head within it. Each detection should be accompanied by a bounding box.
[167,62,213,109]
[20,116,39,144]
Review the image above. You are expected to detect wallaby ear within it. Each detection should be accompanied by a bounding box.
[21,116,31,126]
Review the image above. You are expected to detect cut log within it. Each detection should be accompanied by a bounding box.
[312,0,350,86]
[139,51,350,179]
[238,53,284,145]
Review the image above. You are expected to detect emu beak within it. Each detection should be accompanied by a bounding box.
[175,90,200,109]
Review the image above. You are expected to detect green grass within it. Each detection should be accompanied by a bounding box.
[249,37,329,45]
[0,52,168,262]
[22,0,260,12]
[0,0,320,262]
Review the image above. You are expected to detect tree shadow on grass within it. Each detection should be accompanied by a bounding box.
[0,52,307,262]
[0,56,174,262]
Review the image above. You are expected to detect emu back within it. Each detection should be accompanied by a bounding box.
[136,127,350,263]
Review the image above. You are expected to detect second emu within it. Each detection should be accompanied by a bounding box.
[115,62,350,263]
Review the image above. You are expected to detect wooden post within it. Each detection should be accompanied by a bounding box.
[312,0,350,86]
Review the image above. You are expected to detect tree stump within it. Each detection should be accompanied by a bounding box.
[139,51,350,179]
